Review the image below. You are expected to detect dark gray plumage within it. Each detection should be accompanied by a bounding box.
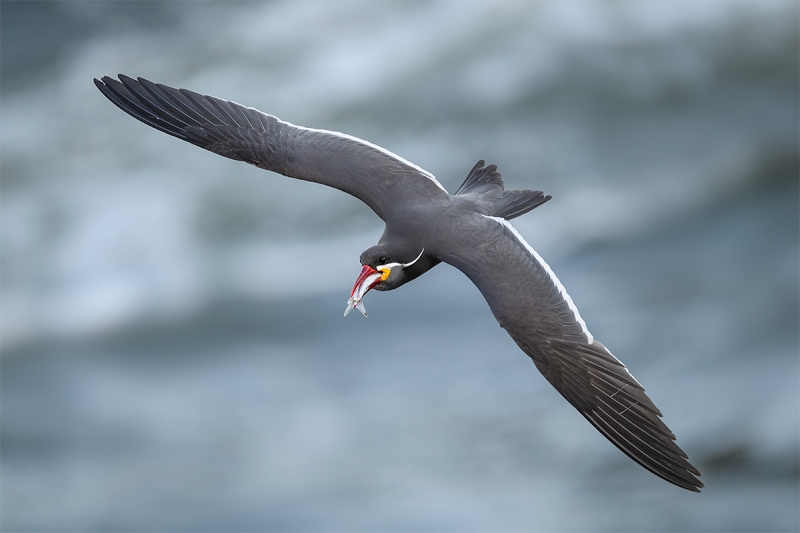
[95,75,703,492]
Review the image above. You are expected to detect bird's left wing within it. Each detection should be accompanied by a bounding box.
[441,215,703,492]
[94,75,449,220]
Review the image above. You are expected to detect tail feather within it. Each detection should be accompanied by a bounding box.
[454,160,503,195]
[494,190,551,220]
[455,160,551,220]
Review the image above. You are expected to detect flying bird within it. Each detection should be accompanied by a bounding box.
[94,75,703,492]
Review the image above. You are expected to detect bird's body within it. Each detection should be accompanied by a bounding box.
[95,75,703,492]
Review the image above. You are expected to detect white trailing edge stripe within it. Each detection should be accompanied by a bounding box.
[482,215,594,344]
[238,105,449,194]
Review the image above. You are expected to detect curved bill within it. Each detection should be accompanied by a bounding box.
[344,265,382,317]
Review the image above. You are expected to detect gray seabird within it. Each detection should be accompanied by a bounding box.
[95,75,703,492]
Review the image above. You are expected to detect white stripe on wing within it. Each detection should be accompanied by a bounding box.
[238,105,449,194]
[482,215,594,344]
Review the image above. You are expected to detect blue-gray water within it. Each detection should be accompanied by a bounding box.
[1,1,798,531]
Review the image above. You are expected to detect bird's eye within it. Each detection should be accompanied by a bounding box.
[379,256,388,264]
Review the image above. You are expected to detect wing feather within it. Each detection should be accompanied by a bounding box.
[95,75,448,220]
[442,215,703,491]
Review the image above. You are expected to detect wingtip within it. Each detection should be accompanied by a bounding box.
[675,467,704,492]
[684,476,704,492]
[94,76,116,94]
[95,75,119,89]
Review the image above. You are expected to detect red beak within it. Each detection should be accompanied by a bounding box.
[350,264,381,299]
[345,265,382,317]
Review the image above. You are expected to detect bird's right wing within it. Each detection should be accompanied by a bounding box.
[441,215,703,491]
[94,75,449,220]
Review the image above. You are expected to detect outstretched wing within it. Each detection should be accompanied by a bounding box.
[94,75,449,220]
[442,215,703,492]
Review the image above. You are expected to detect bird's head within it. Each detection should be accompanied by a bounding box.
[344,246,425,317]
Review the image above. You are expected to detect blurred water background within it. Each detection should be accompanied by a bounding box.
[1,1,798,531]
